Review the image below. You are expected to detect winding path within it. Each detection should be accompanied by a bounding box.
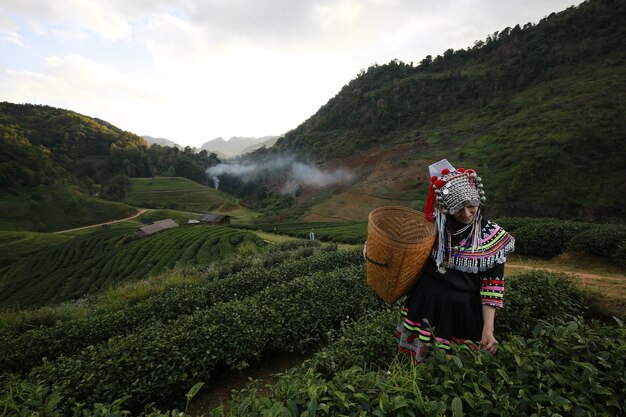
[54,209,148,234]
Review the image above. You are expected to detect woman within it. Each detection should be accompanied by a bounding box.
[397,159,515,363]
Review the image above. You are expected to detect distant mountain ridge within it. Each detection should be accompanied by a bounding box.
[142,135,183,149]
[200,135,278,158]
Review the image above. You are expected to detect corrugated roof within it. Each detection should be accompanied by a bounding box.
[200,213,230,222]
[138,219,179,235]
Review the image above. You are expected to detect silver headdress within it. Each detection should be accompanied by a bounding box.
[424,159,486,272]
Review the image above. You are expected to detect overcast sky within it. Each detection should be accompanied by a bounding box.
[1,0,577,148]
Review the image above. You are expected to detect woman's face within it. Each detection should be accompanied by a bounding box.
[452,205,479,224]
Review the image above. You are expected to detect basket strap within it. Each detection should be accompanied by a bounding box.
[365,253,389,268]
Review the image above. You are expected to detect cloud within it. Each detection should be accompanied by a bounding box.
[0,0,144,41]
[0,0,580,147]
[1,54,165,131]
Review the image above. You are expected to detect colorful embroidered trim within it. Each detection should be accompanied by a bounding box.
[432,220,515,273]
[481,278,504,308]
[400,308,480,351]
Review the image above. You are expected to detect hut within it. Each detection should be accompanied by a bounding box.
[199,213,232,225]
[137,219,179,237]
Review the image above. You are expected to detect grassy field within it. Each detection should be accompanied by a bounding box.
[125,177,243,213]
[0,225,261,308]
[0,185,137,232]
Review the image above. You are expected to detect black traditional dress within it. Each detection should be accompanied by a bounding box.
[397,217,515,363]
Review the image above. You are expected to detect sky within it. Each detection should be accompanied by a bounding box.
[0,0,578,149]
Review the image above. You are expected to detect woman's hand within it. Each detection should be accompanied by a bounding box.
[480,331,499,353]
[362,241,367,260]
[481,304,498,353]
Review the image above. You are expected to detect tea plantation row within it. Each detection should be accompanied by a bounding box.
[0,230,70,268]
[247,218,626,263]
[223,316,625,417]
[3,270,622,416]
[0,226,259,307]
[0,248,362,374]
[240,222,368,244]
[215,270,623,417]
[13,261,380,411]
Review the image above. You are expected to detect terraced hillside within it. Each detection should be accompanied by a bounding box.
[125,177,241,213]
[0,225,260,307]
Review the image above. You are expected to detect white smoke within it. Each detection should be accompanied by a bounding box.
[205,154,353,192]
[212,175,220,190]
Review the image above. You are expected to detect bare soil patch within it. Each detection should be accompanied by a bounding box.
[187,352,311,416]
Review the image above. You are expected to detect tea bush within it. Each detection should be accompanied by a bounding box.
[496,217,625,260]
[240,222,368,244]
[567,223,626,259]
[223,318,625,417]
[507,219,586,258]
[0,249,362,375]
[0,226,261,307]
[25,263,379,411]
[496,270,588,336]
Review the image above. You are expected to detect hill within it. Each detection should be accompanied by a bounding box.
[0,184,137,232]
[0,225,260,307]
[125,177,247,214]
[0,230,71,268]
[263,0,625,221]
[0,102,221,194]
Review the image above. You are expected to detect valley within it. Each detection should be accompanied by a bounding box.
[0,0,624,415]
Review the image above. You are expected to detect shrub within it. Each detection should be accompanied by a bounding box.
[497,270,588,336]
[0,250,362,375]
[510,218,586,258]
[237,240,258,256]
[223,318,625,417]
[27,264,379,411]
[567,223,626,259]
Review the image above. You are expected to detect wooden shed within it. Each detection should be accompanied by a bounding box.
[137,219,179,237]
[199,213,232,225]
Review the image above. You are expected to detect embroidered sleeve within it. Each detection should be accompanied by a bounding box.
[480,262,505,308]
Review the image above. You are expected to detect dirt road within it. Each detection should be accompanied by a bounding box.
[54,209,148,234]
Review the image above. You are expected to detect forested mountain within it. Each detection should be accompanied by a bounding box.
[0,103,221,195]
[267,0,625,221]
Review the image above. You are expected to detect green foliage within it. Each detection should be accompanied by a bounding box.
[0,184,137,232]
[269,0,626,220]
[222,289,622,417]
[0,248,360,375]
[497,217,626,259]
[243,221,368,244]
[233,318,625,417]
[257,193,294,214]
[138,209,201,225]
[0,102,221,193]
[567,223,626,259]
[25,261,379,411]
[0,125,62,188]
[0,231,70,268]
[125,177,240,213]
[497,270,588,336]
[0,226,260,307]
[506,219,587,258]
[0,378,197,417]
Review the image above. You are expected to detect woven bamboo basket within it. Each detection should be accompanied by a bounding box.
[366,206,436,304]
